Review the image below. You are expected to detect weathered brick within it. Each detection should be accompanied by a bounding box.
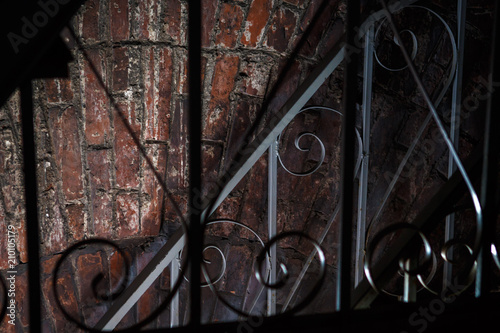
[114,101,140,189]
[83,49,111,146]
[87,149,111,190]
[265,7,297,53]
[202,143,223,194]
[136,251,158,328]
[141,145,167,236]
[215,3,244,48]
[167,98,187,190]
[205,54,239,141]
[40,191,68,255]
[16,218,28,263]
[239,156,267,239]
[164,0,182,43]
[82,0,101,41]
[43,257,81,332]
[110,0,129,41]
[76,252,105,305]
[112,47,129,91]
[66,204,86,241]
[144,47,173,142]
[49,106,84,200]
[134,0,160,40]
[201,0,219,47]
[241,0,273,47]
[44,78,73,103]
[92,192,114,237]
[267,59,301,112]
[117,192,140,237]
[224,99,258,172]
[220,244,252,296]
[295,0,339,57]
[239,55,273,97]
[108,250,136,328]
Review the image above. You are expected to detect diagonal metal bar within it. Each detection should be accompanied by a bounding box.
[96,41,345,330]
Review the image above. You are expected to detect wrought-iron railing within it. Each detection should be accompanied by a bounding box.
[1,0,499,331]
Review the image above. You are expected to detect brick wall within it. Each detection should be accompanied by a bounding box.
[0,0,494,331]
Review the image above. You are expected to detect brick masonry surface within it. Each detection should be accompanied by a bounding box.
[0,0,495,331]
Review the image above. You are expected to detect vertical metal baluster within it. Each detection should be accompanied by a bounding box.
[267,140,278,316]
[336,0,360,312]
[20,81,41,331]
[188,0,202,327]
[170,253,180,327]
[355,24,374,287]
[476,0,500,300]
[444,0,467,290]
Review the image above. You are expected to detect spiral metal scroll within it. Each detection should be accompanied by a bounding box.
[191,221,327,318]
[277,106,363,177]
[52,236,189,332]
[364,2,485,300]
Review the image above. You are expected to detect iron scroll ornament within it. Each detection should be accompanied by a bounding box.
[363,2,484,300]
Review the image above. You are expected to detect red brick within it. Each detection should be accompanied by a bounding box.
[141,145,168,236]
[136,251,158,328]
[76,252,104,304]
[87,149,111,190]
[267,59,301,112]
[49,106,84,200]
[112,47,129,91]
[202,143,223,194]
[166,98,187,190]
[82,0,101,41]
[239,156,267,239]
[16,218,28,263]
[220,245,252,296]
[215,3,244,48]
[224,99,258,171]
[44,270,81,332]
[163,193,187,226]
[116,193,140,237]
[241,0,272,47]
[110,0,129,41]
[44,78,73,103]
[134,0,160,40]
[67,204,86,240]
[265,7,297,53]
[205,54,239,141]
[0,214,8,270]
[83,50,111,146]
[296,0,339,57]
[201,0,219,47]
[144,47,173,142]
[239,56,273,97]
[92,192,114,237]
[41,191,68,255]
[108,250,136,329]
[164,0,182,43]
[114,101,140,188]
